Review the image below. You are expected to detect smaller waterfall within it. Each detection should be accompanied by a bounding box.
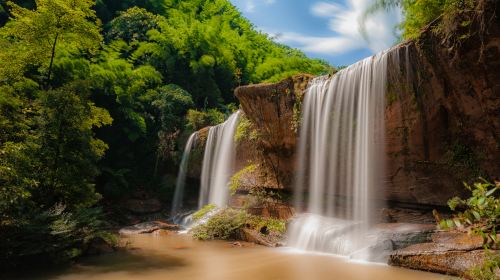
[199,111,241,208]
[172,132,198,214]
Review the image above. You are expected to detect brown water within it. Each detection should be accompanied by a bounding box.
[13,233,451,280]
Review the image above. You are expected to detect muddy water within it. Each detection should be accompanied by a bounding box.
[20,233,450,280]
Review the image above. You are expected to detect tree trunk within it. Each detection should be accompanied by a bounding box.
[46,33,59,89]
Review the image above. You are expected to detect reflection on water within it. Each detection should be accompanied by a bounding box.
[6,234,450,280]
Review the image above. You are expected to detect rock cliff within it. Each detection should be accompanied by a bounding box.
[233,0,499,207]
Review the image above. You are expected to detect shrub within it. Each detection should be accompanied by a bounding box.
[191,207,287,240]
[234,115,260,143]
[191,208,248,240]
[185,109,225,131]
[0,204,116,269]
[438,178,499,248]
[246,215,286,234]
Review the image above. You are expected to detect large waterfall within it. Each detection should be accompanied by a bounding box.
[199,111,241,208]
[288,51,389,256]
[171,132,198,214]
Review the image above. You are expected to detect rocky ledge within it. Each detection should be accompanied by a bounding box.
[390,231,500,278]
[119,221,181,235]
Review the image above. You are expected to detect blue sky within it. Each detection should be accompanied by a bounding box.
[229,0,402,66]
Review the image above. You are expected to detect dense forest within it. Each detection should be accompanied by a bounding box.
[0,0,330,268]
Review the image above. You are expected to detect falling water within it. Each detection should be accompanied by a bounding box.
[288,51,389,256]
[171,132,199,215]
[199,111,241,208]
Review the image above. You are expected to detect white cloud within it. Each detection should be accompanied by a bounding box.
[244,0,277,13]
[245,0,256,12]
[276,0,401,55]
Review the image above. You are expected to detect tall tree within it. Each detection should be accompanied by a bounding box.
[0,0,102,87]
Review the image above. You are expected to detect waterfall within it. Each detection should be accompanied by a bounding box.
[288,50,389,256]
[199,111,241,208]
[171,132,198,215]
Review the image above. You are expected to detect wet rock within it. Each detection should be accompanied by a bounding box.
[375,223,436,250]
[119,221,180,235]
[349,223,436,263]
[239,228,280,247]
[246,203,295,220]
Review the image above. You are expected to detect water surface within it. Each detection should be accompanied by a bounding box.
[16,233,451,280]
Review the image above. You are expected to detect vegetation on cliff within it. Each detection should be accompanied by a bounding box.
[364,0,476,40]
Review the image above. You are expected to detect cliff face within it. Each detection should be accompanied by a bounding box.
[234,75,313,190]
[384,0,499,206]
[234,0,499,207]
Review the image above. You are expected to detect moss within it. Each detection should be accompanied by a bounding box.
[386,90,398,107]
[192,204,216,221]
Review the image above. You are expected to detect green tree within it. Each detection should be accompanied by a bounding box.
[362,0,475,40]
[0,0,102,87]
[35,82,112,209]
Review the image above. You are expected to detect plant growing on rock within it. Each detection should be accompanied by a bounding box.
[468,251,500,280]
[438,178,499,248]
[229,164,258,195]
[192,204,217,221]
[191,208,248,240]
[191,207,287,241]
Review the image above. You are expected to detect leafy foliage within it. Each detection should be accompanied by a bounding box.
[185,109,225,131]
[0,0,102,86]
[0,204,116,269]
[438,179,499,248]
[363,0,476,40]
[234,114,260,143]
[191,207,286,240]
[468,251,500,280]
[192,208,248,240]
